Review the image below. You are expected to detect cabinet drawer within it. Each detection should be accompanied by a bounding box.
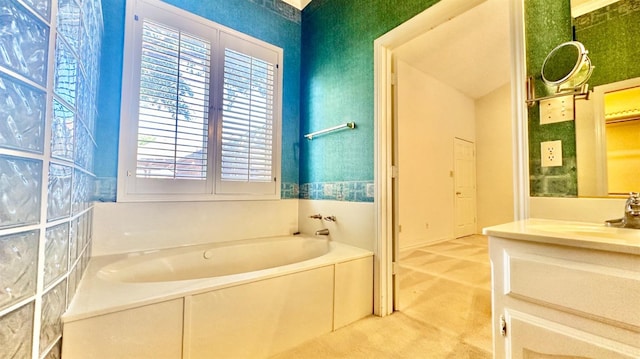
[506,310,640,358]
[505,253,640,329]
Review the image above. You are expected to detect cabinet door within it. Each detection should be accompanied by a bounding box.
[503,310,640,359]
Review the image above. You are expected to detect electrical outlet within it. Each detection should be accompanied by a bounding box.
[541,140,562,167]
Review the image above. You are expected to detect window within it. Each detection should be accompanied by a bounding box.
[118,0,282,201]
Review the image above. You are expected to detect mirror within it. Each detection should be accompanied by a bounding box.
[527,0,640,198]
[576,77,640,196]
[541,41,593,92]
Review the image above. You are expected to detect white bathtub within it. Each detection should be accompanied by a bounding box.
[62,235,373,359]
[98,235,331,282]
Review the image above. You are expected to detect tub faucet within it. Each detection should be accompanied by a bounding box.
[315,228,330,236]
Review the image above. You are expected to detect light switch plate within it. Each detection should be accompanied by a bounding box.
[540,96,574,124]
[541,140,562,167]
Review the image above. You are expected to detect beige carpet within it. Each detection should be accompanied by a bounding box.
[271,235,492,358]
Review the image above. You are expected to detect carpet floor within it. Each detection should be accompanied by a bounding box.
[271,235,493,358]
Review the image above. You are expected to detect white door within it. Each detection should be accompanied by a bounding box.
[454,138,477,238]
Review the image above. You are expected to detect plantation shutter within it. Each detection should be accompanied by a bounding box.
[216,32,279,195]
[119,0,282,201]
[135,19,211,181]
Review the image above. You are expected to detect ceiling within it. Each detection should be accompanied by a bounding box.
[393,0,511,100]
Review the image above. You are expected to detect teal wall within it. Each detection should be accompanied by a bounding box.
[95,0,301,201]
[526,0,640,197]
[299,0,441,201]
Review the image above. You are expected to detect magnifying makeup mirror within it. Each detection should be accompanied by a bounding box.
[541,41,594,93]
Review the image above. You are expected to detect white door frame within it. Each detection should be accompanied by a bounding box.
[373,0,529,316]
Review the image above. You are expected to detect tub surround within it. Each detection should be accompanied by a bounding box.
[62,238,373,358]
[92,200,299,256]
[93,199,376,256]
[298,199,375,251]
[63,238,371,321]
[484,219,640,358]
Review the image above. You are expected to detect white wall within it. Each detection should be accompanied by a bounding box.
[396,60,476,250]
[298,200,375,251]
[475,83,515,230]
[92,200,298,255]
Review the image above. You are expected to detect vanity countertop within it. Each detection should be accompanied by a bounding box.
[483,218,640,255]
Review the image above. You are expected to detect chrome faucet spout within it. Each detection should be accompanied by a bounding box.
[622,192,640,229]
[315,228,330,236]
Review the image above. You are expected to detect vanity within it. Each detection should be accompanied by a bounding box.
[483,218,640,358]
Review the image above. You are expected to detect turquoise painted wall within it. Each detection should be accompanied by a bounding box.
[526,0,640,197]
[299,0,441,201]
[95,0,301,200]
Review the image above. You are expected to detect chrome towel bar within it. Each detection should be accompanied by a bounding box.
[304,122,355,140]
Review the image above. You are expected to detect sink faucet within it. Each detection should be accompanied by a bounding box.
[605,192,640,229]
[623,192,640,229]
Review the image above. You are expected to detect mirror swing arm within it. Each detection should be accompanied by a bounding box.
[526,77,591,107]
[526,41,594,107]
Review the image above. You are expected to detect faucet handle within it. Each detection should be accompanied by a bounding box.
[309,214,323,220]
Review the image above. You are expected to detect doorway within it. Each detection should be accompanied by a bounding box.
[372,0,529,316]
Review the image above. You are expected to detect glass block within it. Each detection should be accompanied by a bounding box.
[74,120,94,171]
[0,73,46,153]
[57,0,81,55]
[0,230,38,310]
[0,0,50,85]
[44,340,62,359]
[79,20,91,76]
[53,36,77,107]
[66,264,77,306]
[72,169,92,215]
[75,213,86,254]
[21,0,51,21]
[40,279,66,354]
[69,217,78,264]
[50,99,74,160]
[76,71,89,129]
[0,301,34,359]
[44,223,69,287]
[47,163,72,221]
[0,155,42,228]
[83,0,103,51]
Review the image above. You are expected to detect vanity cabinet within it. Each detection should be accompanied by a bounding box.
[487,223,640,359]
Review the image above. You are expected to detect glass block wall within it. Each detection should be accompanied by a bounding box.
[0,0,102,357]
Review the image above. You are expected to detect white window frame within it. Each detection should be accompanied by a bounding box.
[117,0,282,202]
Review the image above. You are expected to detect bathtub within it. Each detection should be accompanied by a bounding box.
[62,235,374,359]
